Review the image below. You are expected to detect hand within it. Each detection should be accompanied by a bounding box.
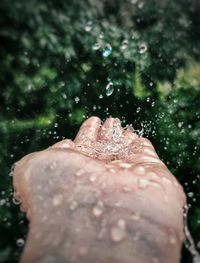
[13,117,186,263]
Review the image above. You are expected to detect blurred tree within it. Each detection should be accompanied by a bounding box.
[0,0,200,262]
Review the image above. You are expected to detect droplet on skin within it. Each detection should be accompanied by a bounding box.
[16,238,25,247]
[106,82,114,96]
[76,169,85,177]
[111,219,127,242]
[50,161,57,170]
[69,200,78,211]
[89,174,97,182]
[123,186,132,192]
[169,234,177,245]
[149,181,162,189]
[109,168,116,174]
[118,162,132,169]
[92,201,104,217]
[134,166,145,175]
[138,178,150,189]
[52,194,63,206]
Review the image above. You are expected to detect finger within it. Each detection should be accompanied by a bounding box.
[74,116,101,145]
[99,117,122,141]
[51,139,75,149]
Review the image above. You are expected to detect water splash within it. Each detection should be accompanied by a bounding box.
[139,43,147,54]
[84,21,92,32]
[183,205,200,263]
[92,43,101,50]
[105,82,114,96]
[16,238,25,247]
[102,44,112,57]
[121,39,129,50]
[9,163,16,177]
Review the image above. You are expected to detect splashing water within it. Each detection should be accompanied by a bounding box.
[92,43,101,50]
[75,123,143,161]
[84,21,92,32]
[183,205,200,263]
[139,43,147,54]
[121,39,129,50]
[105,82,114,96]
[102,44,112,57]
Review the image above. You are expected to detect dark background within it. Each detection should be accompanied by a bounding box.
[0,0,200,262]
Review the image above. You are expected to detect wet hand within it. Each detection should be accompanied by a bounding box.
[13,117,186,263]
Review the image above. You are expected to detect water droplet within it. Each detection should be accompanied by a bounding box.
[99,94,103,99]
[92,201,104,217]
[111,219,127,242]
[50,161,57,170]
[74,96,80,104]
[52,194,63,206]
[109,168,116,173]
[99,32,104,39]
[76,169,84,177]
[9,163,16,177]
[89,174,97,182]
[121,39,128,50]
[123,186,132,192]
[62,93,67,99]
[138,178,150,189]
[92,43,101,50]
[85,21,92,32]
[138,2,144,9]
[106,82,114,96]
[12,192,21,205]
[136,107,141,113]
[139,43,147,54]
[119,163,132,169]
[102,44,112,57]
[187,192,194,198]
[134,166,145,175]
[168,234,177,245]
[69,200,78,210]
[16,238,25,247]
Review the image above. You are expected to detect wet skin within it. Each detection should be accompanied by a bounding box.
[13,117,186,263]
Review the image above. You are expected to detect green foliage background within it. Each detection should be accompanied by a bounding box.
[0,0,200,262]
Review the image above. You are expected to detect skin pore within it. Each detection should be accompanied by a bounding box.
[13,117,186,263]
